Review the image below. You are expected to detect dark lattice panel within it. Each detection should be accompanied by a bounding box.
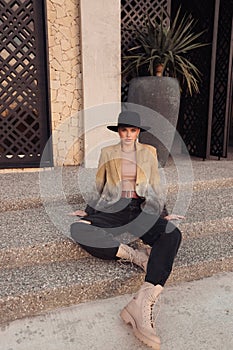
[172,0,215,158]
[121,0,171,102]
[0,0,51,167]
[210,0,233,157]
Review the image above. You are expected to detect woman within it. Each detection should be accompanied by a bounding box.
[70,111,183,350]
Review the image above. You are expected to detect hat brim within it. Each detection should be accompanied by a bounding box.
[107,125,150,132]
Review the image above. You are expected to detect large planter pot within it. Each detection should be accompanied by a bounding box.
[127,76,180,167]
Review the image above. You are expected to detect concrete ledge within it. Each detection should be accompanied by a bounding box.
[1,158,232,325]
[1,159,233,211]
[0,232,232,324]
[0,240,89,270]
[0,203,233,269]
[1,272,232,350]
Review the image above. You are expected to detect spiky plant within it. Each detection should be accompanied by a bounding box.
[123,7,207,95]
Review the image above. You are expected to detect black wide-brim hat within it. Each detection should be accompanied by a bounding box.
[107,111,150,132]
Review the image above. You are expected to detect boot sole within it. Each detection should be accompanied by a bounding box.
[120,308,160,350]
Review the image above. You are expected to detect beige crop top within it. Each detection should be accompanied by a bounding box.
[121,150,137,191]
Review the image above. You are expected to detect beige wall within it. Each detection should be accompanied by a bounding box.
[46,0,121,167]
[47,0,83,166]
[80,0,121,167]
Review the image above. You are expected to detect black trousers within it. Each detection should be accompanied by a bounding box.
[70,198,182,286]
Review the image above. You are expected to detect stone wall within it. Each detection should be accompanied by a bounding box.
[46,0,83,166]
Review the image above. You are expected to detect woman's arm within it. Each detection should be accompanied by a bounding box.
[68,209,87,217]
[69,149,107,217]
[142,145,164,215]
[160,204,169,218]
[144,146,185,220]
[95,149,107,194]
[84,149,107,215]
[149,146,160,189]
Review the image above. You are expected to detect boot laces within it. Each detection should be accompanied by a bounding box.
[143,291,161,329]
[118,246,145,270]
[117,246,134,268]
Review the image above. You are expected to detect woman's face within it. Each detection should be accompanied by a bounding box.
[118,126,140,145]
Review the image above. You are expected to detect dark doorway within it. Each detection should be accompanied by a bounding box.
[121,0,233,159]
[229,79,233,147]
[172,0,233,159]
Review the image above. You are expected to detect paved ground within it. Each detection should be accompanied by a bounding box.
[0,272,232,350]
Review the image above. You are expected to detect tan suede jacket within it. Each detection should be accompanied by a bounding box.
[86,142,166,216]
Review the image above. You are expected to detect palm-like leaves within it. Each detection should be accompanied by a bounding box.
[123,7,207,95]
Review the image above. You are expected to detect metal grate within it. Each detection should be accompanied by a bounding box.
[173,0,233,159]
[173,0,215,158]
[121,0,233,158]
[0,0,51,168]
[210,0,233,157]
[121,0,171,102]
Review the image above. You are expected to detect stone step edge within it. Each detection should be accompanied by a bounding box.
[0,240,89,270]
[2,177,233,212]
[167,177,233,193]
[1,218,233,270]
[0,257,232,326]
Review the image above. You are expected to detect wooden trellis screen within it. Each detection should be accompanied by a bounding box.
[209,0,233,158]
[121,0,171,102]
[0,0,51,168]
[175,0,233,159]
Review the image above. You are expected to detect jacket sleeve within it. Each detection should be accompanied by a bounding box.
[85,149,106,215]
[150,148,168,217]
[142,145,166,215]
[95,148,107,195]
[149,146,160,190]
[160,204,169,218]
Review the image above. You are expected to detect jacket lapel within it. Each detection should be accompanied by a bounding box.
[136,142,146,183]
[111,143,122,180]
[110,142,146,183]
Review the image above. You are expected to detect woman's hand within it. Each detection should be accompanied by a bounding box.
[68,210,88,217]
[164,214,185,221]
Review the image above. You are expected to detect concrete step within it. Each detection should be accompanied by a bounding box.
[166,185,233,222]
[0,231,232,325]
[0,167,93,212]
[1,273,232,350]
[1,159,233,325]
[0,206,89,270]
[1,160,233,212]
[0,201,233,269]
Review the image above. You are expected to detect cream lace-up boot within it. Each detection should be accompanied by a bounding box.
[116,244,148,272]
[120,282,163,350]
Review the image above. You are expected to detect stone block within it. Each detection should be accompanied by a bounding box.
[60,71,70,85]
[50,89,57,102]
[60,39,72,51]
[56,5,65,19]
[52,102,63,113]
[52,45,63,60]
[48,10,56,23]
[56,92,67,102]
[51,58,63,71]
[50,0,64,5]
[51,80,61,90]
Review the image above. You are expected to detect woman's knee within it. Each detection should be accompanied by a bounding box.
[79,244,118,260]
[171,227,182,251]
[174,227,182,240]
[70,222,77,236]
[70,222,91,241]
